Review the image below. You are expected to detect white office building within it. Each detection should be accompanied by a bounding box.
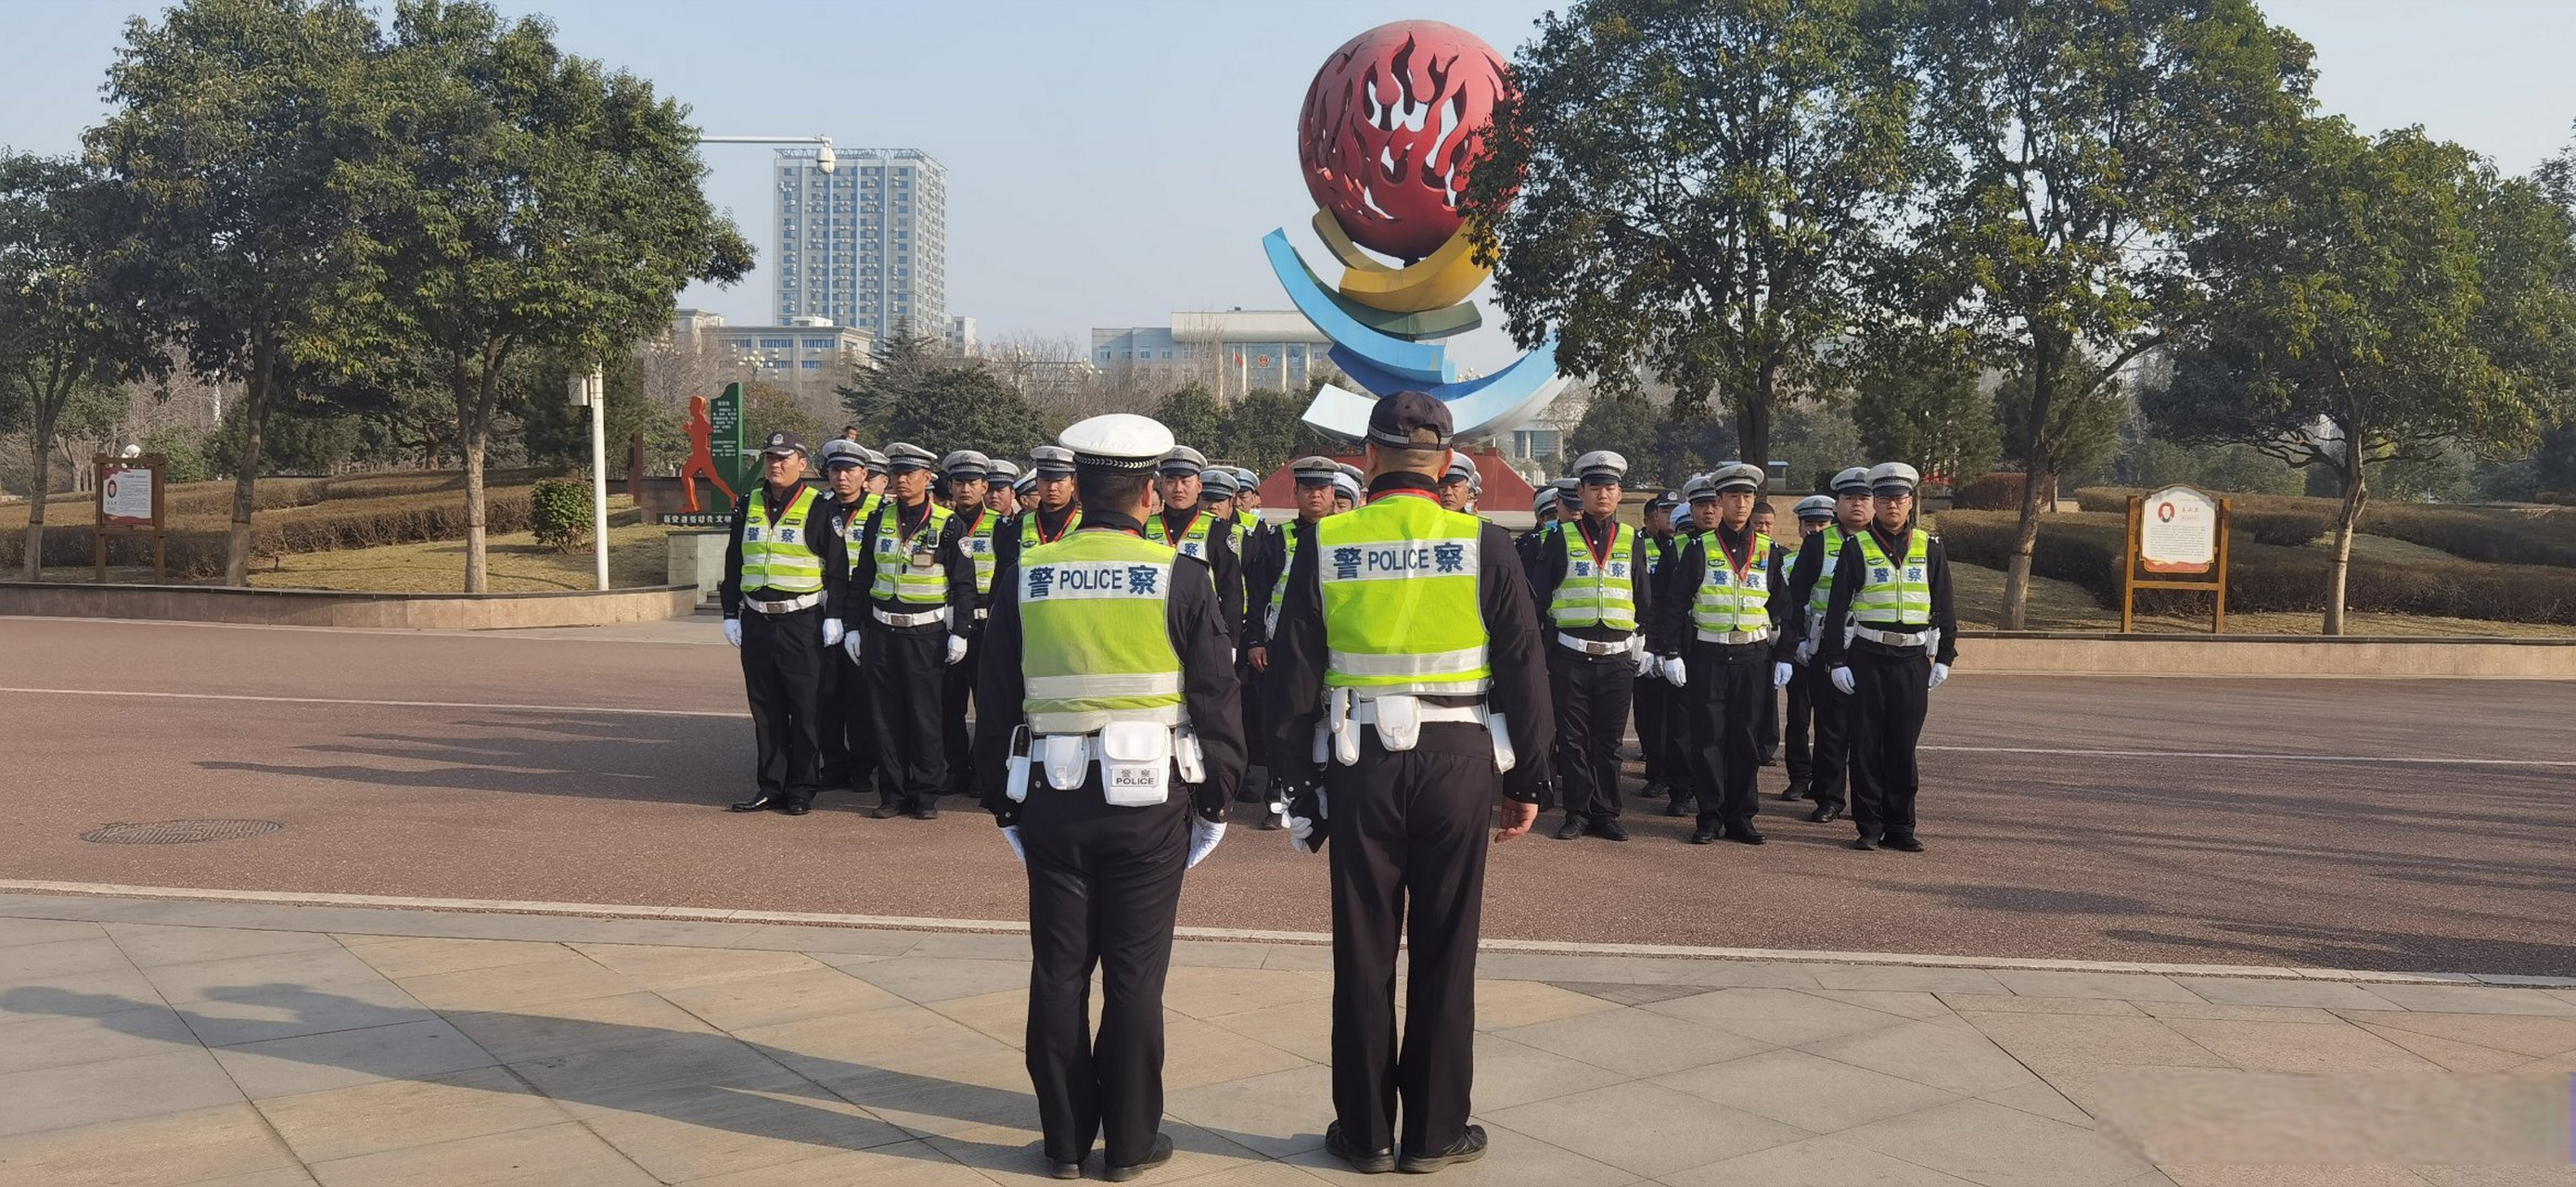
[773,147,947,339]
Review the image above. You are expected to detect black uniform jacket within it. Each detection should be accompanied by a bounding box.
[719,481,848,619]
[992,501,1083,575]
[1647,523,1786,657]
[939,503,1009,618]
[1262,475,1556,804]
[971,512,1248,827]
[1153,507,1245,643]
[1528,511,1659,645]
[1814,523,1961,668]
[846,495,976,640]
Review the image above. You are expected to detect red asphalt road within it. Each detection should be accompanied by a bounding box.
[2,617,2571,976]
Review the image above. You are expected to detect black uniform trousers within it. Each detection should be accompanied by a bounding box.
[1794,665,1853,810]
[1782,661,1814,784]
[1685,642,1769,835]
[1847,645,1931,841]
[866,623,950,812]
[739,606,825,805]
[939,619,982,798]
[1325,726,1493,1157]
[1634,674,1672,788]
[1021,775,1188,1168]
[1235,653,1268,802]
[818,643,877,796]
[1546,644,1633,823]
[1757,680,1781,763]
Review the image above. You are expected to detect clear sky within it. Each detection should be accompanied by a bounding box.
[6,0,2575,374]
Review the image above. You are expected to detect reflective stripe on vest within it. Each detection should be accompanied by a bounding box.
[1160,511,1217,562]
[1264,522,1308,635]
[1691,531,1773,636]
[739,486,824,594]
[868,501,955,605]
[1547,518,1637,631]
[956,508,1001,595]
[840,492,884,574]
[1806,525,1848,619]
[1017,530,1185,735]
[1021,507,1082,549]
[1852,529,1932,625]
[1315,492,1489,696]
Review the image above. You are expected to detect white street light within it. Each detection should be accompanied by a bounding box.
[698,134,836,172]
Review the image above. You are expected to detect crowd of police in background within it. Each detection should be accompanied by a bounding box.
[714,423,1960,854]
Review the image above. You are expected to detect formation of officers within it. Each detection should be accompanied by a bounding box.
[713,401,1957,1179]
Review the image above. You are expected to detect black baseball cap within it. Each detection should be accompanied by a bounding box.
[759,430,808,457]
[1365,391,1452,449]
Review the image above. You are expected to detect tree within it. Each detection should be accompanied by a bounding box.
[88,0,392,585]
[1154,383,1223,452]
[365,0,751,591]
[1849,334,1998,491]
[838,323,948,436]
[878,365,1049,459]
[739,380,822,454]
[1217,388,1334,473]
[1465,0,1923,471]
[1566,392,1736,491]
[2151,121,2576,632]
[0,153,164,578]
[1907,0,2315,627]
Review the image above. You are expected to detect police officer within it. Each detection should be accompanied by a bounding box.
[1779,471,1872,822]
[1775,493,1839,808]
[998,445,1083,574]
[986,457,1022,518]
[1198,466,1241,527]
[941,450,1006,800]
[1329,470,1359,514]
[1532,450,1654,843]
[1650,463,1781,845]
[1152,448,1245,643]
[1228,466,1267,547]
[1634,490,1682,805]
[1245,455,1343,831]
[1749,501,1787,769]
[852,442,972,820]
[1437,453,1478,512]
[860,446,890,501]
[814,440,882,803]
[974,414,1246,1182]
[1516,489,1557,570]
[1265,391,1552,1175]
[1818,462,1957,851]
[721,431,847,815]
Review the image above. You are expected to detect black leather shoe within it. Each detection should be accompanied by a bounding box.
[1555,818,1586,841]
[1781,778,1811,801]
[728,795,780,812]
[1663,798,1690,817]
[1258,810,1285,832]
[1397,1125,1488,1174]
[1047,1155,1083,1180]
[1689,826,1719,845]
[1102,1132,1173,1181]
[781,801,812,816]
[1759,753,1780,767]
[1587,818,1630,842]
[865,804,904,819]
[1885,835,1926,852]
[910,807,940,821]
[1806,803,1843,823]
[1326,1121,1395,1174]
[1726,828,1767,846]
[1639,782,1667,801]
[1852,835,1879,851]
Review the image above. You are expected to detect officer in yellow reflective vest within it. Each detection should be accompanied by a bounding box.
[1816,462,1957,851]
[985,457,1022,518]
[939,450,1004,801]
[1265,392,1552,1175]
[1634,490,1683,804]
[1649,463,1785,845]
[973,414,1245,1182]
[1532,450,1658,843]
[721,431,847,815]
[850,442,973,821]
[1244,454,1341,830]
[1777,469,1873,823]
[814,440,883,805]
[996,445,1083,575]
[1151,447,1244,644]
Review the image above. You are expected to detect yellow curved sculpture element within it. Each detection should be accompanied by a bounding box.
[1312,211,1492,313]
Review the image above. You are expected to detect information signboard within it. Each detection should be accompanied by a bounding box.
[2138,485,2218,574]
[92,453,169,582]
[100,466,155,526]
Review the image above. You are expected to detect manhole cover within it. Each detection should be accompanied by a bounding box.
[80,820,283,845]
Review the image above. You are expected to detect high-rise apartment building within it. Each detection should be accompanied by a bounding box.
[772,147,947,339]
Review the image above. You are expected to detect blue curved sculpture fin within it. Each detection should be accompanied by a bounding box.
[1263,229,1456,386]
[1320,338,1562,442]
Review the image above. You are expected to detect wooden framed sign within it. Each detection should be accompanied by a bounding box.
[94,453,170,583]
[2121,485,2229,633]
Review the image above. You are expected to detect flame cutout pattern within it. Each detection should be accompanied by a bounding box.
[1299,20,1514,262]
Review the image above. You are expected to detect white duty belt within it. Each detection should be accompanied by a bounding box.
[1854,625,1934,647]
[744,592,823,615]
[1009,722,1206,807]
[872,606,946,628]
[1555,632,1640,657]
[1325,689,1516,775]
[1695,626,1772,645]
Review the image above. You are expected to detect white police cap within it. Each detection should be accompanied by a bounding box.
[939,450,991,479]
[861,446,889,475]
[1059,414,1175,472]
[1794,494,1836,521]
[984,457,1021,481]
[1230,466,1259,487]
[1532,488,1559,514]
[1198,468,1240,497]
[1330,471,1362,502]
[1867,462,1922,494]
[1829,466,1873,494]
[1711,463,1765,493]
[1027,445,1076,477]
[1157,445,1208,477]
[1013,472,1037,494]
[1572,450,1628,484]
[883,442,939,473]
[1336,462,1364,482]
[818,439,866,469]
[1443,453,1480,485]
[1290,455,1339,484]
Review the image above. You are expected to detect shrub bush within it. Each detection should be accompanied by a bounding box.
[530,477,591,552]
[2,487,536,577]
[1952,472,2027,511]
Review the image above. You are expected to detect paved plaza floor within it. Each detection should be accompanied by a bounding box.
[1,893,2569,1186]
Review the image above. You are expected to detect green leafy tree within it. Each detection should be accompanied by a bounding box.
[740,380,823,455]
[1566,395,1735,491]
[1465,0,1923,471]
[878,365,1049,459]
[1218,388,1332,474]
[364,0,751,591]
[87,0,392,585]
[1154,383,1223,452]
[1850,335,1999,491]
[838,323,947,437]
[1907,0,2315,627]
[2152,121,2576,632]
[1771,397,1865,493]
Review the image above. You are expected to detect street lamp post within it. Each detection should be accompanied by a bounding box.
[699,134,836,174]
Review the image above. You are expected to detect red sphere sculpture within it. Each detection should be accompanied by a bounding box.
[1299,20,1513,262]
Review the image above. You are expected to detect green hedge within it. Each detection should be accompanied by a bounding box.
[1938,509,2576,624]
[2070,487,2327,546]
[3,488,536,577]
[1953,472,2028,511]
[2075,486,2576,568]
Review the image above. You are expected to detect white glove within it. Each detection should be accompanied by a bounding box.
[822,618,845,648]
[723,619,743,648]
[1830,665,1856,696]
[1774,661,1793,689]
[1000,824,1025,864]
[1634,647,1656,679]
[1288,785,1327,854]
[1662,656,1688,688]
[1796,638,1816,665]
[1186,818,1227,869]
[842,630,863,664]
[1928,662,1951,691]
[945,635,969,666]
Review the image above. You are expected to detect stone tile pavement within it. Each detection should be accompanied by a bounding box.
[0,894,2570,1186]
